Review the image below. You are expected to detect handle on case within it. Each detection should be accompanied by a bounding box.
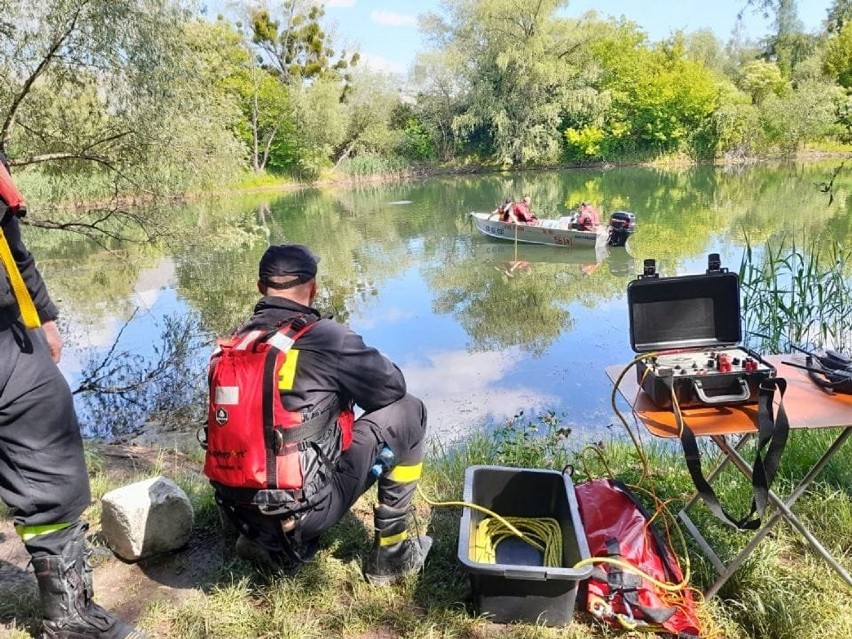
[692,378,751,404]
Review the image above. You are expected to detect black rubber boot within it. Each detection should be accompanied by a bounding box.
[31,534,145,639]
[234,532,317,576]
[364,504,432,586]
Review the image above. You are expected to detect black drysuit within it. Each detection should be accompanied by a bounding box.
[215,295,428,547]
[0,212,91,556]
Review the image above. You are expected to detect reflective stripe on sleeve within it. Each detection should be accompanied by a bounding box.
[278,349,300,390]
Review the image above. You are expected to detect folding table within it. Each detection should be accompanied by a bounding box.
[605,354,852,598]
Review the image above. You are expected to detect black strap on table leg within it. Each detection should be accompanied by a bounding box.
[753,378,789,513]
[674,377,789,531]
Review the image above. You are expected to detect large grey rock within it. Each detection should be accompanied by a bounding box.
[101,476,194,561]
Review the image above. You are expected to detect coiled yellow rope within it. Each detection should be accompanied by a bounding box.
[418,484,687,590]
[473,516,561,566]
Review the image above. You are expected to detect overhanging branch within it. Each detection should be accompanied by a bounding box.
[0,0,91,149]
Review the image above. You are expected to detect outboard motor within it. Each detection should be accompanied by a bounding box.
[606,211,636,247]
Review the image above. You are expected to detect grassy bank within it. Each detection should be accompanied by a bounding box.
[4,413,849,639]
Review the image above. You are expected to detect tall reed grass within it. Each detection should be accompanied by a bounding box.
[338,153,412,178]
[739,232,852,353]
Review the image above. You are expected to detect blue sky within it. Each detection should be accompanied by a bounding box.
[209,1,833,75]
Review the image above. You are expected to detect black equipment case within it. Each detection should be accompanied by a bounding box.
[627,254,776,409]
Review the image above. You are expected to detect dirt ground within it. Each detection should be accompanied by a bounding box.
[0,444,224,639]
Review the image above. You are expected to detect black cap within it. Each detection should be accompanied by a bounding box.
[258,244,319,289]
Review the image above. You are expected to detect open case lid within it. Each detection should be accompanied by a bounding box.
[627,254,741,352]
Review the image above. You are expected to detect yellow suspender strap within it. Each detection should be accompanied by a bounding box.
[0,226,41,329]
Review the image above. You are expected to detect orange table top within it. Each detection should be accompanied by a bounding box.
[606,354,852,438]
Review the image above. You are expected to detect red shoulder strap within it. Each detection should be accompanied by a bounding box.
[218,314,320,355]
[0,163,25,213]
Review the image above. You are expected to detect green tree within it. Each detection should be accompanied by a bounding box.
[684,29,728,76]
[0,0,243,222]
[711,81,763,159]
[827,0,852,33]
[770,0,804,78]
[420,0,597,166]
[333,69,405,167]
[738,59,787,104]
[285,78,349,177]
[248,1,358,88]
[824,21,852,87]
[410,50,466,161]
[573,26,720,158]
[237,1,367,174]
[185,18,289,173]
[760,80,841,152]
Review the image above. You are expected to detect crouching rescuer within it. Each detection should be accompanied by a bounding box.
[201,244,431,583]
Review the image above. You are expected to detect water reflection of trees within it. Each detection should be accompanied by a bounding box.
[22,162,852,440]
[24,230,165,328]
[176,187,439,336]
[30,160,852,359]
[426,241,634,355]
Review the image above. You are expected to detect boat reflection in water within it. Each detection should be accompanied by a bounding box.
[473,240,635,279]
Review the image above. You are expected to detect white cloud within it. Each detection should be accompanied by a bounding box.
[400,348,557,444]
[354,305,414,329]
[132,257,177,308]
[370,10,416,26]
[326,0,356,7]
[358,52,406,75]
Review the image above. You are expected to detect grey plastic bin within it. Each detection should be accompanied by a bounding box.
[457,465,593,626]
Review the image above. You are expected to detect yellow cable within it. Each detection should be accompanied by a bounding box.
[474,516,560,565]
[419,484,687,592]
[416,485,536,548]
[609,353,659,484]
[603,354,695,593]
[417,485,553,558]
[573,556,688,592]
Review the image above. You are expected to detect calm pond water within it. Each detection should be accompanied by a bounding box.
[28,161,852,446]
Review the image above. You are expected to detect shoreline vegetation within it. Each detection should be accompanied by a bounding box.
[17,145,852,218]
[3,415,849,639]
[8,0,852,236]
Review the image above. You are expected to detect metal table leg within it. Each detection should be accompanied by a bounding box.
[677,434,753,576]
[707,429,852,598]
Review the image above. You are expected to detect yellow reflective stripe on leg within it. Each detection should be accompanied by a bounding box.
[0,228,40,329]
[277,349,299,390]
[388,462,423,483]
[15,521,74,542]
[379,530,408,546]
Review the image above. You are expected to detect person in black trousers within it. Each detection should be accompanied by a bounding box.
[209,243,431,585]
[0,153,143,638]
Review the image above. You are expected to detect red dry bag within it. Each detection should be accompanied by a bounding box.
[575,478,701,638]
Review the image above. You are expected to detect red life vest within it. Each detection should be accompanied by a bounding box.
[513,202,534,223]
[202,315,354,515]
[578,205,600,230]
[0,162,26,216]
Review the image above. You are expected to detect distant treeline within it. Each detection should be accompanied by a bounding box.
[2,0,851,209]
